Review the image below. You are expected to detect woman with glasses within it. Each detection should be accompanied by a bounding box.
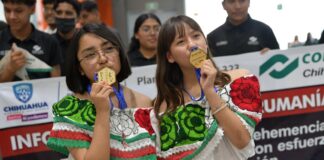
[127,13,161,66]
[46,24,156,160]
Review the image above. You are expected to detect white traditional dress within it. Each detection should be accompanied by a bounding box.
[47,75,262,160]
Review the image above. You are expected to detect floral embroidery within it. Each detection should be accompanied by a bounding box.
[53,96,96,125]
[110,110,138,136]
[230,76,262,113]
[160,114,177,151]
[175,104,207,141]
[160,104,207,151]
[134,109,154,135]
[80,101,96,125]
[53,96,80,116]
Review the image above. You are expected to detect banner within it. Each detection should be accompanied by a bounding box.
[0,77,70,159]
[0,45,323,159]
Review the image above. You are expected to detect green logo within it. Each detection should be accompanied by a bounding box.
[260,54,299,79]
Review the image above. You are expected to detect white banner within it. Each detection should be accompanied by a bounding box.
[126,44,324,98]
[0,77,70,129]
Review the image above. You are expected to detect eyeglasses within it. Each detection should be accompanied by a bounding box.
[140,26,160,34]
[79,45,118,63]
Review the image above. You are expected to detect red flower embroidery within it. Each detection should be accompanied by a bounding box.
[134,109,155,135]
[230,76,262,113]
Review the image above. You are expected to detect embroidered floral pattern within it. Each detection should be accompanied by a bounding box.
[160,115,177,151]
[53,96,80,116]
[230,76,262,113]
[80,101,96,125]
[175,104,207,141]
[110,110,138,136]
[160,104,207,151]
[48,96,158,159]
[134,108,154,135]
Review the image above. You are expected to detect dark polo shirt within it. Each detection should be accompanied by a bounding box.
[128,50,156,67]
[207,15,279,57]
[0,25,62,80]
[53,32,72,76]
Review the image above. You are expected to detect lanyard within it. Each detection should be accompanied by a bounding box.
[112,83,127,110]
[183,68,204,101]
[183,68,219,102]
[87,83,127,110]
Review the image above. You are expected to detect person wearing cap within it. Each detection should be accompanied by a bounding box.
[207,0,279,57]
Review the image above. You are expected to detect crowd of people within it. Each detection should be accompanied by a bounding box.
[0,0,321,159]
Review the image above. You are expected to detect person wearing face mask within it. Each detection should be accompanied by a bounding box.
[53,0,80,76]
[0,0,62,82]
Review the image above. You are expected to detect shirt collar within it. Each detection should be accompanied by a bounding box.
[224,14,252,31]
[3,24,39,44]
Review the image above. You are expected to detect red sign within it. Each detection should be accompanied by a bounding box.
[0,123,54,158]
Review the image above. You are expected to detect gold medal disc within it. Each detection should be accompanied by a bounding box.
[97,67,116,85]
[190,48,207,68]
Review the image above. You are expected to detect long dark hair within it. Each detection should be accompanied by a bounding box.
[127,13,161,54]
[66,24,131,94]
[154,15,231,116]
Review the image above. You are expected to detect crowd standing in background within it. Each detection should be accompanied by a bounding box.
[288,35,303,48]
[127,13,161,66]
[304,32,318,46]
[207,0,279,57]
[0,0,61,82]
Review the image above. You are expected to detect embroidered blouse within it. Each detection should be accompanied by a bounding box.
[47,75,262,160]
[46,95,157,159]
[154,74,262,160]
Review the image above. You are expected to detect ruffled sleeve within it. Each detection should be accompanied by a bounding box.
[47,96,95,155]
[216,75,262,158]
[220,74,262,134]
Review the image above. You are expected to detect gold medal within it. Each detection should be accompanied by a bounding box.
[190,48,207,68]
[97,67,116,85]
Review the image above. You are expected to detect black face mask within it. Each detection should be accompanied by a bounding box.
[55,17,75,34]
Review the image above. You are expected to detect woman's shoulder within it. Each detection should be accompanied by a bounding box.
[224,68,252,81]
[125,87,152,108]
[52,94,94,117]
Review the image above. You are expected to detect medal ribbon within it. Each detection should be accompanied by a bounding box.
[184,47,218,101]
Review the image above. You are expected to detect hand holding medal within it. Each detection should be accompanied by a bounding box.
[89,67,116,112]
[95,67,127,110]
